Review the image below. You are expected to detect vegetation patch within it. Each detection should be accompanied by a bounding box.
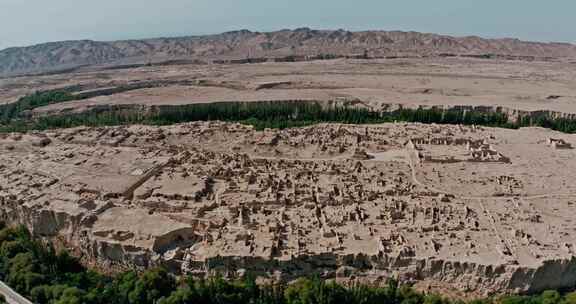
[0,90,77,124]
[3,91,576,133]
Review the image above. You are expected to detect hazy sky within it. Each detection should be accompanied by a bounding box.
[0,0,574,50]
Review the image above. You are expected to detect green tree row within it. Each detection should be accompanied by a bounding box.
[0,100,515,132]
[3,93,576,133]
[0,90,78,124]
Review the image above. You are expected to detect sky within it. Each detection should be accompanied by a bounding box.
[0,0,574,50]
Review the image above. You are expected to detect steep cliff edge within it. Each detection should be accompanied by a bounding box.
[2,199,576,296]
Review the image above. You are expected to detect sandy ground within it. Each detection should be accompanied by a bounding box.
[2,57,576,114]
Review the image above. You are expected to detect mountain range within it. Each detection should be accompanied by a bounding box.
[2,28,576,76]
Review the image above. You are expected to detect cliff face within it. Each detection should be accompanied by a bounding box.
[2,28,576,75]
[3,199,576,296]
[2,122,576,296]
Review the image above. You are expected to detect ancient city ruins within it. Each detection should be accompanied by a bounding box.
[1,121,576,295]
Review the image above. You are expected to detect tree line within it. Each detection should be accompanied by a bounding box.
[3,91,576,133]
[0,90,77,124]
[0,224,575,304]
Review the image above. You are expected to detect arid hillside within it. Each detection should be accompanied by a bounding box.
[1,28,576,76]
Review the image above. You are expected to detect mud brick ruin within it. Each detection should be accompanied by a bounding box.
[1,122,576,295]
